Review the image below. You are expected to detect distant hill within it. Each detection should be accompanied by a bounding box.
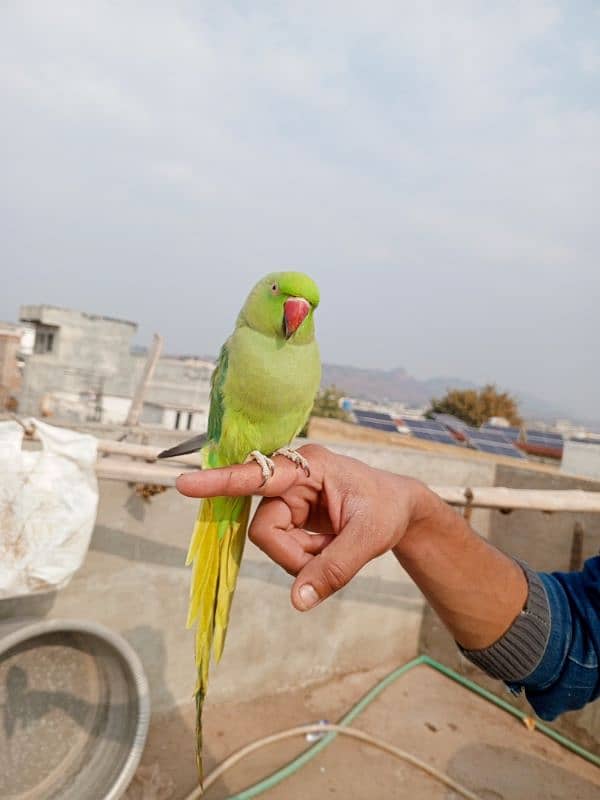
[321,363,476,407]
[320,363,584,425]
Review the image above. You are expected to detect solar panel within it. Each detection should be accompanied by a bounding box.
[482,424,520,441]
[525,430,563,446]
[411,431,458,445]
[353,409,399,433]
[465,427,515,443]
[463,428,526,459]
[484,425,564,453]
[526,429,563,440]
[526,439,563,449]
[356,418,399,433]
[354,409,397,423]
[431,413,470,432]
[470,440,526,459]
[403,418,448,432]
[401,418,458,445]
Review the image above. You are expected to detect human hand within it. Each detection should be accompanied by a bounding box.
[176,444,434,611]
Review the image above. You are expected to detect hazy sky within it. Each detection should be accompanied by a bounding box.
[2,2,600,418]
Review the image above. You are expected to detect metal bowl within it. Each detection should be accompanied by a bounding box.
[0,618,150,800]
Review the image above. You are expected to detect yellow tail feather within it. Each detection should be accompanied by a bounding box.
[213,500,250,662]
[187,493,252,780]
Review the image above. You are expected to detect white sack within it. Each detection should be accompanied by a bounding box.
[0,419,98,598]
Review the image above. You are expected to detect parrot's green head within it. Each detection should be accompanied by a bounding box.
[239,271,320,343]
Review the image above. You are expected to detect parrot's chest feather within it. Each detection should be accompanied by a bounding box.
[219,327,320,460]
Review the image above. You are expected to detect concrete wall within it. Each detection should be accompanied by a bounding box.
[562,439,600,482]
[45,391,133,424]
[19,306,138,415]
[18,304,213,426]
[143,357,213,413]
[160,407,208,432]
[140,403,165,426]
[491,464,600,571]
[0,331,21,408]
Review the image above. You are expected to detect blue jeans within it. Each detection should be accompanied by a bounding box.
[508,555,600,720]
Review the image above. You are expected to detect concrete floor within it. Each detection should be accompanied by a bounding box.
[128,663,600,800]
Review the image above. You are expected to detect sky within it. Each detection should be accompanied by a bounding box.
[2,2,600,419]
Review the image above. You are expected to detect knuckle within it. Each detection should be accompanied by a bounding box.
[370,535,389,558]
[321,558,348,592]
[248,520,261,545]
[299,443,326,460]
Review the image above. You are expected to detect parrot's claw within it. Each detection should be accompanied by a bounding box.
[273,447,311,477]
[245,450,276,486]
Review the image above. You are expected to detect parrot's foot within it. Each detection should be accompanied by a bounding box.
[245,450,275,486]
[273,447,311,477]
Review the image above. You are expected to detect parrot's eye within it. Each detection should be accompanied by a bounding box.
[270,283,279,294]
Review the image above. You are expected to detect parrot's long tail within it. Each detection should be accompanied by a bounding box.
[185,493,251,781]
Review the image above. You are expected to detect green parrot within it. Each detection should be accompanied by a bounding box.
[159,271,321,777]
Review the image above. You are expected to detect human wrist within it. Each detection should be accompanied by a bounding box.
[458,561,550,680]
[392,480,455,559]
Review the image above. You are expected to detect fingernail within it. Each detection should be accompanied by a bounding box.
[298,584,320,610]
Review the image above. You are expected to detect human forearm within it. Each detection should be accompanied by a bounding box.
[393,485,528,650]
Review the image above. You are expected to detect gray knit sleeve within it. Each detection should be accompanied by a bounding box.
[459,560,551,682]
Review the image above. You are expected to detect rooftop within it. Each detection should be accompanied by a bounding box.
[19,304,138,329]
[0,321,23,337]
[141,661,600,799]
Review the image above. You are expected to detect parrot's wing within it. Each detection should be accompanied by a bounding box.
[156,343,229,459]
[207,341,229,442]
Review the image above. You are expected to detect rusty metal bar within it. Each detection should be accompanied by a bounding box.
[569,521,585,572]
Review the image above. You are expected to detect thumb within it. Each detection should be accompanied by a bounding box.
[291,516,377,611]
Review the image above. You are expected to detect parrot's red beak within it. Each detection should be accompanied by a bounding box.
[284,297,311,338]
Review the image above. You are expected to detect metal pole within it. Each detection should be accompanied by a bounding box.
[124,333,163,427]
[569,521,584,572]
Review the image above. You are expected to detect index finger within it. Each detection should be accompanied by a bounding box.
[176,455,307,499]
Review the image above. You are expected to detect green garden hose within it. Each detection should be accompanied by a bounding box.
[202,654,599,799]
